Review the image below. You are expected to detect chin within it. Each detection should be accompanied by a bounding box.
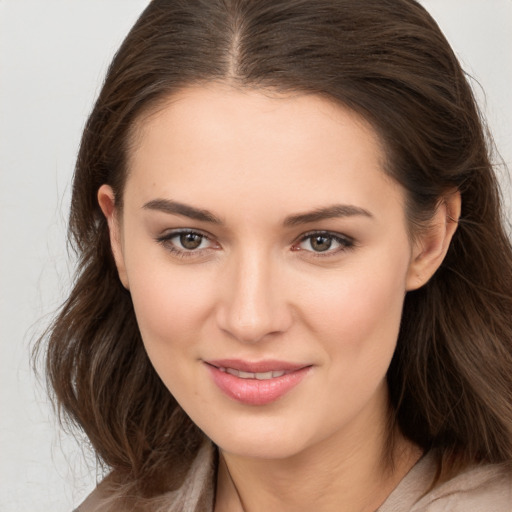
[217,436,310,460]
[200,414,317,460]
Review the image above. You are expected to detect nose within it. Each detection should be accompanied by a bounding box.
[216,248,293,344]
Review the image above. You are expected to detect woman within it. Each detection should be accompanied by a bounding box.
[40,0,512,510]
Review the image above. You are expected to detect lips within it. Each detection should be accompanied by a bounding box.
[205,359,311,405]
[221,368,287,380]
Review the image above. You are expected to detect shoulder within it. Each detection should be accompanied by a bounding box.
[73,483,110,512]
[381,452,512,512]
[413,462,512,511]
[72,473,120,512]
[72,440,217,512]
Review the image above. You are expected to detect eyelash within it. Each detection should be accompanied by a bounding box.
[155,229,355,259]
[293,231,355,257]
[155,229,216,259]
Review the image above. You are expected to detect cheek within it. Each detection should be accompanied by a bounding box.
[300,248,409,362]
[131,271,215,346]
[124,244,216,380]
[127,267,217,410]
[131,274,207,334]
[295,250,410,432]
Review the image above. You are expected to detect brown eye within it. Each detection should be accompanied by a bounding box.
[179,232,204,250]
[295,231,354,255]
[310,235,332,252]
[156,229,218,258]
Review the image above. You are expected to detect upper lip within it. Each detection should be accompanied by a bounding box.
[206,359,309,373]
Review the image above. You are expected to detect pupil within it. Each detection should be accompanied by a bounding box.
[311,235,332,252]
[180,233,202,250]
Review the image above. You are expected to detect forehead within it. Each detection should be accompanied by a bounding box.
[130,84,383,165]
[124,84,403,222]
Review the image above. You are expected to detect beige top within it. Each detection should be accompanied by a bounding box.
[378,451,512,511]
[77,442,512,511]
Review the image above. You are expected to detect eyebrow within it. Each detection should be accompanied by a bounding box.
[283,204,373,226]
[142,198,372,226]
[143,199,222,224]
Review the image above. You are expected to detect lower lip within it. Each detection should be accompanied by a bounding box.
[206,364,311,405]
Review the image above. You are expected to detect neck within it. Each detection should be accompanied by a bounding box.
[215,398,421,512]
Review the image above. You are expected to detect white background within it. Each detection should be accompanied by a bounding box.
[0,1,511,510]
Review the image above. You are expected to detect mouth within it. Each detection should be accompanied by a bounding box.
[216,367,288,380]
[205,359,311,405]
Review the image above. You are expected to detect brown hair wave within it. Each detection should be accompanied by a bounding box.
[38,0,512,504]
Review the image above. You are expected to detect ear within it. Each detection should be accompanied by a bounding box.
[406,190,461,291]
[97,184,129,289]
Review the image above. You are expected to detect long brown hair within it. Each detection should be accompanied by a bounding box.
[38,0,512,504]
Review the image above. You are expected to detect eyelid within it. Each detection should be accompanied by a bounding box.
[292,230,355,255]
[155,228,354,259]
[155,228,220,257]
[156,227,213,241]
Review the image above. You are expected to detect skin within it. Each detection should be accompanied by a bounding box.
[99,84,460,512]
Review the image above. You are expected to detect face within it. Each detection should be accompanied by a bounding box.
[100,85,444,461]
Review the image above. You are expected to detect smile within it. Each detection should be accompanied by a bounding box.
[218,367,287,380]
[205,359,311,405]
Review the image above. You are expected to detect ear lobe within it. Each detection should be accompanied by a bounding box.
[97,184,129,289]
[406,190,461,291]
